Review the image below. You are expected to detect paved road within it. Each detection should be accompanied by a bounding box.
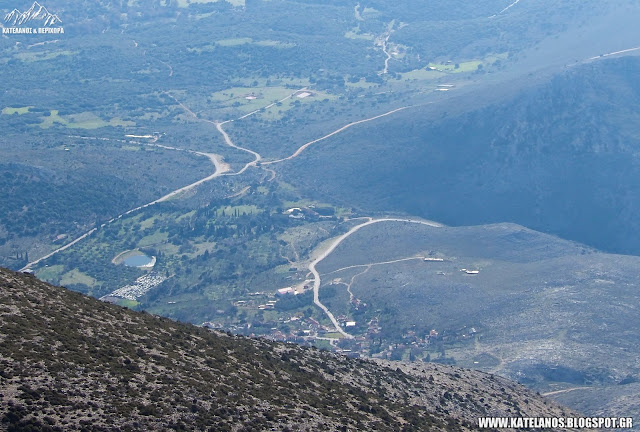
[308,217,442,338]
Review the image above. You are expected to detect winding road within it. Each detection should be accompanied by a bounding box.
[215,121,262,176]
[20,145,227,272]
[381,35,392,75]
[308,218,443,338]
[20,93,413,274]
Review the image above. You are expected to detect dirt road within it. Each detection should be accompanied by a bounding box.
[308,218,442,337]
[263,106,412,165]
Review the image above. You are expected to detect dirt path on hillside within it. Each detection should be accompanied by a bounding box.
[263,106,412,165]
[323,256,427,275]
[541,387,590,397]
[308,218,442,338]
[489,0,523,18]
[588,46,640,60]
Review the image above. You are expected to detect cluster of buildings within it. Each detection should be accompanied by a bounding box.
[100,273,167,301]
[199,280,477,361]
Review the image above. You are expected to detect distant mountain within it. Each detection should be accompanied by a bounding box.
[0,267,575,431]
[4,1,62,26]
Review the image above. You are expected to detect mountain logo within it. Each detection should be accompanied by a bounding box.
[4,1,62,27]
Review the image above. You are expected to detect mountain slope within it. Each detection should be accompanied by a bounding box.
[0,267,575,431]
[284,56,640,255]
[310,220,640,423]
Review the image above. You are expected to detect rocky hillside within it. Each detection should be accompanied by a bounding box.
[0,268,575,431]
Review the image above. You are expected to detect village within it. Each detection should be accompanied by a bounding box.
[199,282,455,361]
[195,241,481,360]
[99,233,481,361]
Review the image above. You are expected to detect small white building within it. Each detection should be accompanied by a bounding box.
[277,287,295,296]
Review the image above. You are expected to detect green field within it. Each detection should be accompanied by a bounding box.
[427,60,482,73]
[427,53,508,73]
[344,30,374,41]
[254,40,296,48]
[35,265,65,283]
[14,51,76,63]
[2,106,33,115]
[209,86,294,108]
[60,269,98,288]
[217,37,253,47]
[137,231,170,248]
[38,110,135,129]
[323,332,345,339]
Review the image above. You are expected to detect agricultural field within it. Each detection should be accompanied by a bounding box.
[37,110,135,129]
[2,106,33,115]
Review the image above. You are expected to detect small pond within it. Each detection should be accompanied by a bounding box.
[123,254,154,268]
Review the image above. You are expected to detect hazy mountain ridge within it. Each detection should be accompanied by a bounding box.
[0,267,577,431]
